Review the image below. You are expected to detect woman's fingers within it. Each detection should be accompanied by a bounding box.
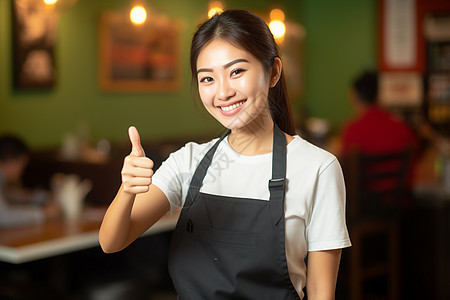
[121,126,155,194]
[128,126,146,157]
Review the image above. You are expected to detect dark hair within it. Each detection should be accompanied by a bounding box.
[0,135,29,161]
[190,9,296,135]
[352,70,378,104]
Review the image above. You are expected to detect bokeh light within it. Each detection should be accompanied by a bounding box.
[130,5,147,25]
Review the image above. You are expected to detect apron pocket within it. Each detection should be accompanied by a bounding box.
[193,223,256,248]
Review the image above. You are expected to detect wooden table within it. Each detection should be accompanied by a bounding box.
[0,208,178,264]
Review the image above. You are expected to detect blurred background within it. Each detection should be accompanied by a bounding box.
[1,0,449,299]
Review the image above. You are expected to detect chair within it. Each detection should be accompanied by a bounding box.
[343,148,413,300]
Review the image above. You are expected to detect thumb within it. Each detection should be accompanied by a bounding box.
[128,126,146,157]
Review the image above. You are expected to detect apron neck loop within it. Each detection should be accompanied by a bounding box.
[185,124,287,224]
[185,129,230,208]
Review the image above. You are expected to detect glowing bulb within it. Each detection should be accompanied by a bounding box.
[208,1,223,18]
[269,20,286,39]
[130,5,147,25]
[270,9,285,22]
[43,0,58,5]
[208,7,223,18]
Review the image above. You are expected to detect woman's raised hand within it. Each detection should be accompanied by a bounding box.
[121,126,154,194]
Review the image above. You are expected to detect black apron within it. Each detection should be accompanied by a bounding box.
[168,124,300,299]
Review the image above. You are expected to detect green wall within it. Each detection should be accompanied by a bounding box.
[299,0,377,132]
[0,0,375,149]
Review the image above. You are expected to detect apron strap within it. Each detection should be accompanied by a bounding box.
[269,123,287,226]
[185,130,230,209]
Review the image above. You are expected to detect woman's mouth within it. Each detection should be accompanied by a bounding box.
[219,100,246,115]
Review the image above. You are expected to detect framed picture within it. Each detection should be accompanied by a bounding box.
[379,72,423,106]
[98,11,182,92]
[11,0,58,89]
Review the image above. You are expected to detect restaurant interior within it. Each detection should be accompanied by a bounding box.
[1,0,450,299]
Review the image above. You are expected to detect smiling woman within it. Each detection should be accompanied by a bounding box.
[195,39,279,132]
[190,10,295,136]
[99,9,351,300]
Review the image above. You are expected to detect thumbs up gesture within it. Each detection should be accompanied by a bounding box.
[121,126,154,194]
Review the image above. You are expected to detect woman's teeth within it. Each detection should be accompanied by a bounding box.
[220,101,245,111]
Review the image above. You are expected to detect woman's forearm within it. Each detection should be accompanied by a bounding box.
[99,184,136,253]
[99,183,170,253]
[306,249,342,300]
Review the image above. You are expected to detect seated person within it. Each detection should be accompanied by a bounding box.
[338,70,419,208]
[339,70,418,156]
[0,135,59,228]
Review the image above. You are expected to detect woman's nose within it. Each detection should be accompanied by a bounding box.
[217,79,236,101]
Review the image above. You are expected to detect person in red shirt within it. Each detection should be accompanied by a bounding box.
[339,70,419,209]
[340,70,417,156]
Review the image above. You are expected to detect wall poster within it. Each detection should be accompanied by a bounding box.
[98,11,182,92]
[11,0,58,89]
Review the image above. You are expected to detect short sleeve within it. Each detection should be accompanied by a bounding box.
[152,151,187,214]
[151,141,212,214]
[306,159,352,251]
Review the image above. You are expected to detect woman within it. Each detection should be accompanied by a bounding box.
[99,9,351,299]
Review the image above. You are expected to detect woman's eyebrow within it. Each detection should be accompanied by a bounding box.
[223,58,249,69]
[197,67,213,75]
[197,58,249,75]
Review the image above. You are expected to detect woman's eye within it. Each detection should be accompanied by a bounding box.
[231,69,246,76]
[200,76,213,83]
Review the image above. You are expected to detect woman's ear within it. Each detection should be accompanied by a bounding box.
[270,57,283,88]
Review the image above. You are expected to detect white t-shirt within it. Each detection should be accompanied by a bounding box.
[152,134,352,296]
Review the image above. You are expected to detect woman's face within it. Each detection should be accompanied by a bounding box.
[196,39,272,130]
